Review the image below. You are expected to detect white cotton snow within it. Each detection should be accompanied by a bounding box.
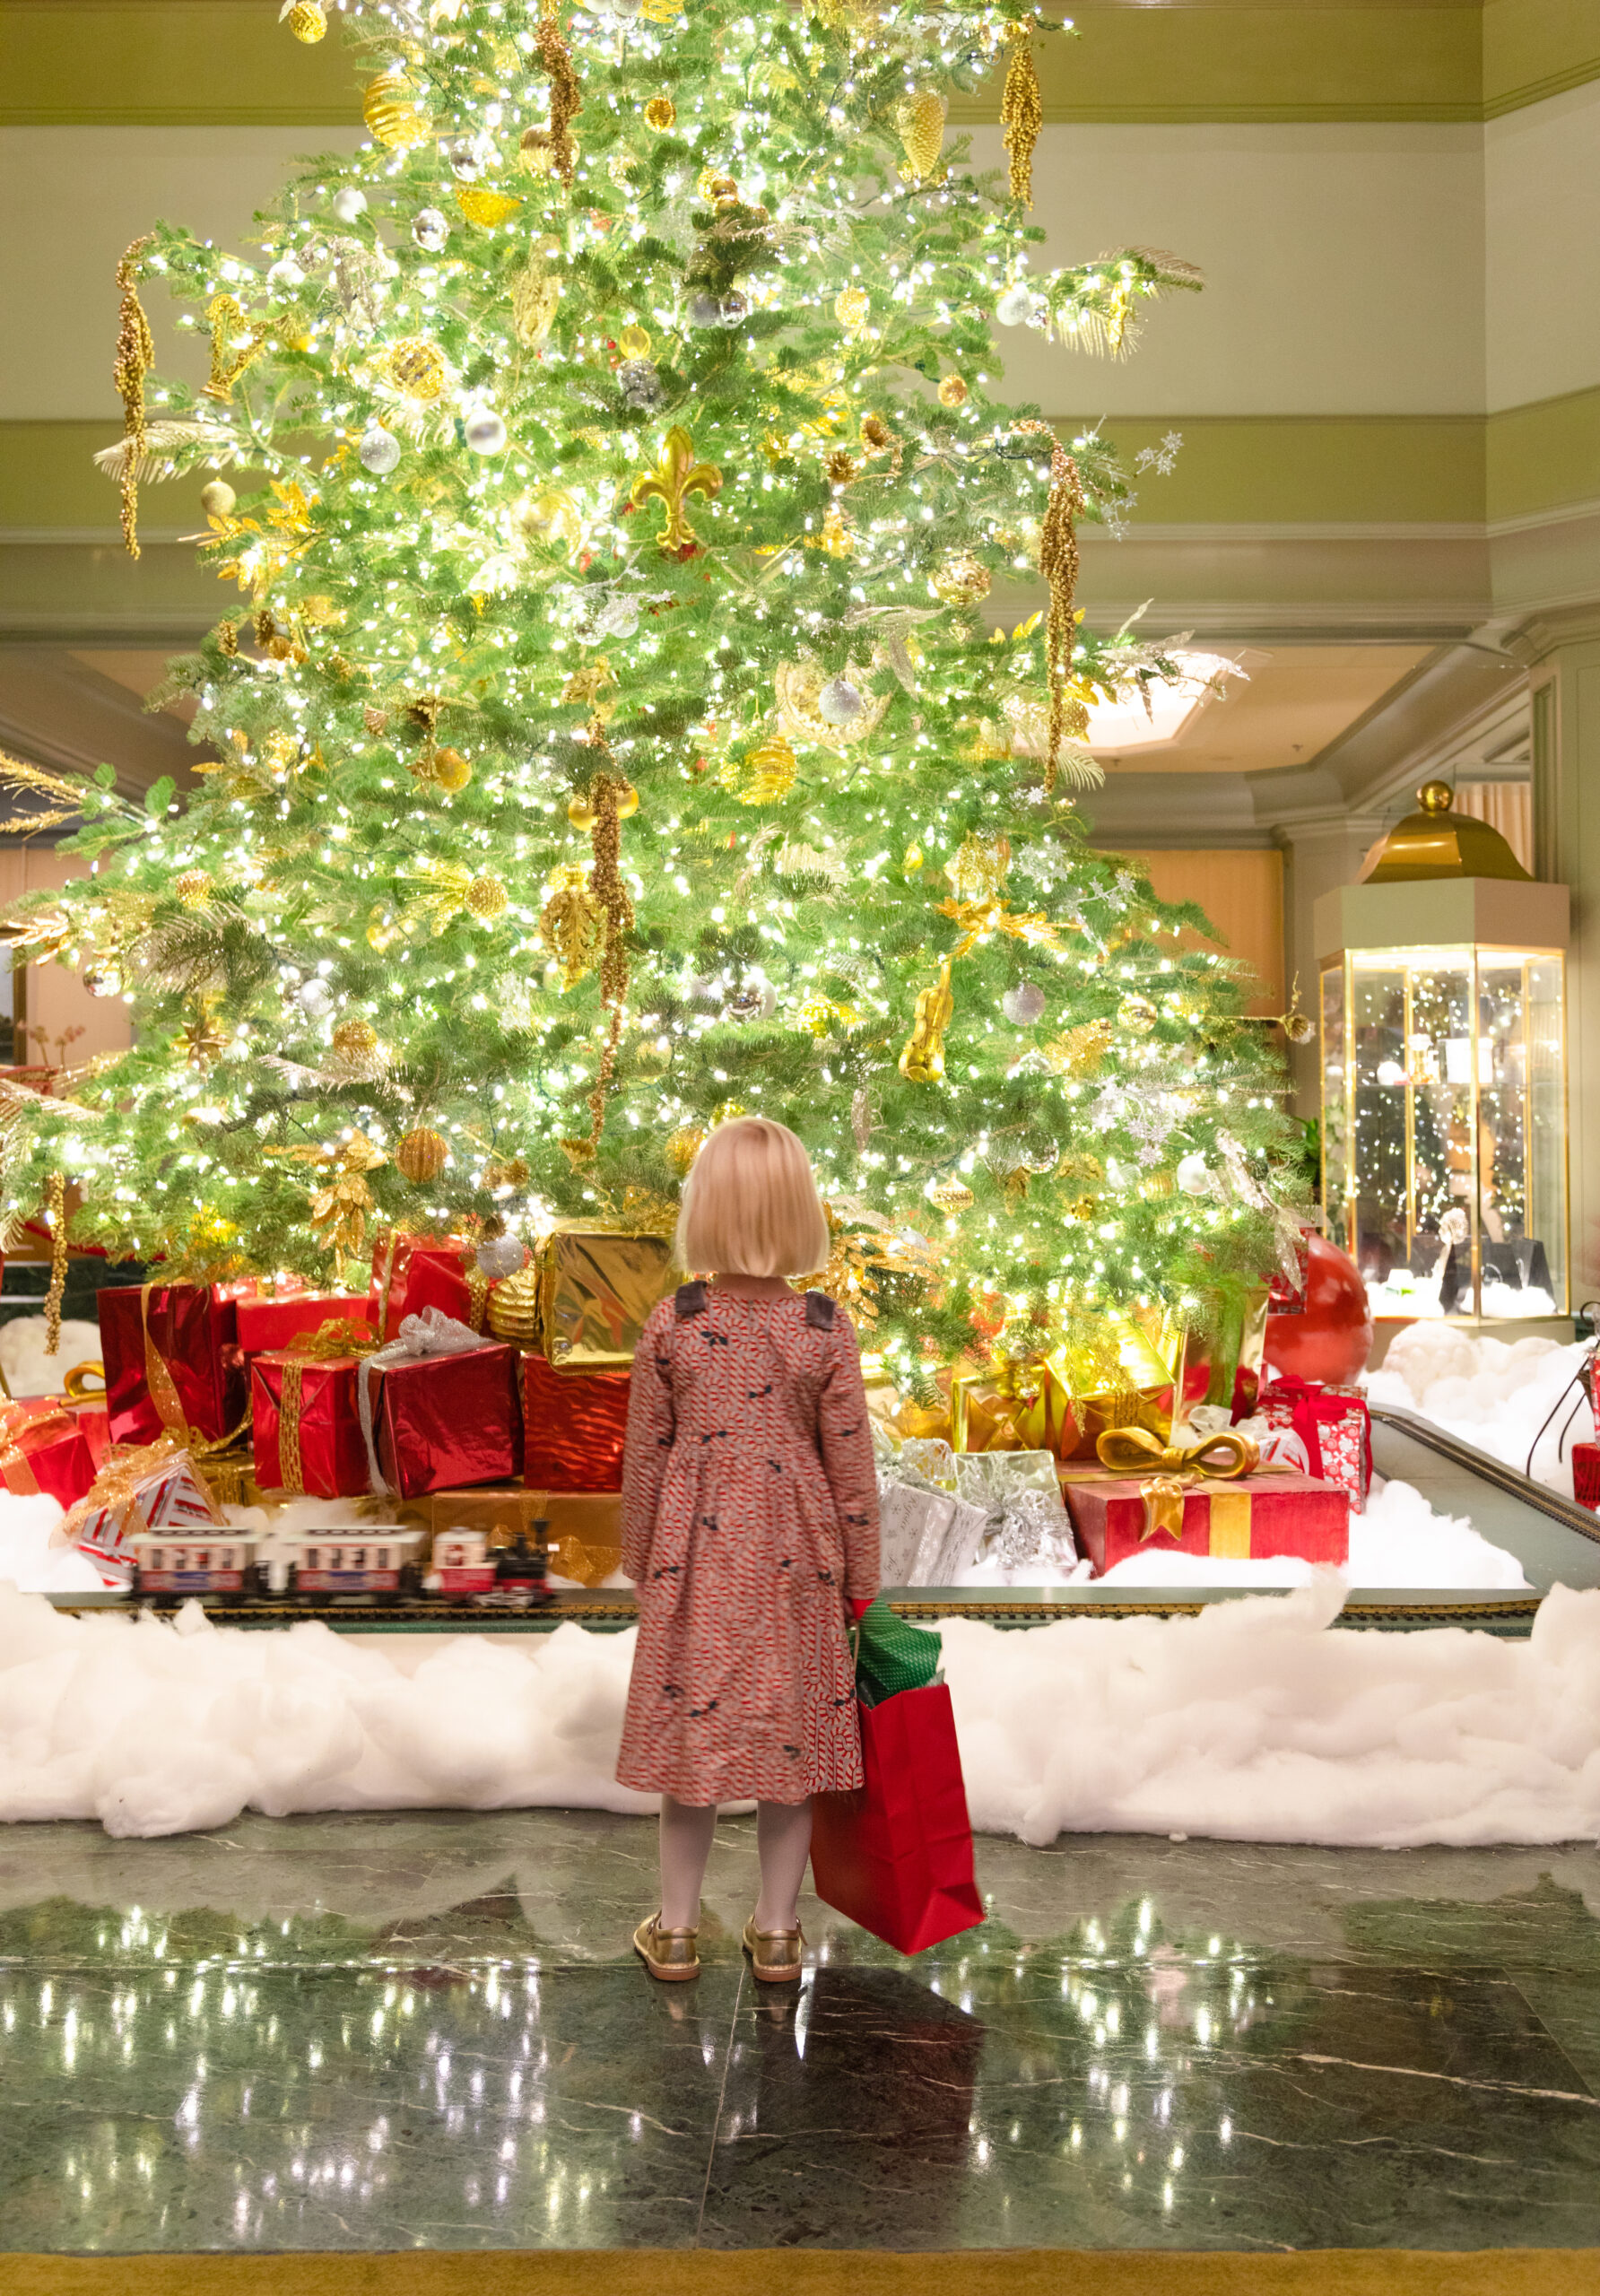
[954,1477,1531,1591]
[0,1317,102,1397]
[1,1575,1599,1848]
[1369,1323,1591,1497]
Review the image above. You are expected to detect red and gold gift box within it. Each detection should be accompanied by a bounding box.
[0,1402,99,1509]
[97,1282,248,1450]
[522,1352,629,1492]
[251,1350,372,1500]
[1063,1457,1349,1576]
[367,1340,522,1500]
[237,1291,374,1357]
[370,1231,491,1342]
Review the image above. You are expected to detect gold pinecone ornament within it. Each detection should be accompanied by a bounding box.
[893,91,947,181]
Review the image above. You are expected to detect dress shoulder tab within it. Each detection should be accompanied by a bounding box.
[674,1281,709,1319]
[802,1291,836,1329]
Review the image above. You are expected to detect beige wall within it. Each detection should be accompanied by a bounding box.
[0,848,133,1065]
[1121,848,1286,1015]
[1485,80,1600,411]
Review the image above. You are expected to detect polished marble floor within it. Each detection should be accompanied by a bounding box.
[3,1813,1600,2253]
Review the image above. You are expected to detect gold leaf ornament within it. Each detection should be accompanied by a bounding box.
[540,863,603,988]
[510,263,561,348]
[630,426,722,556]
[267,1130,388,1277]
[456,184,524,230]
[898,960,954,1083]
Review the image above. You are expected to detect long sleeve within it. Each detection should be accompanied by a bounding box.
[621,1302,676,1583]
[817,1317,880,1604]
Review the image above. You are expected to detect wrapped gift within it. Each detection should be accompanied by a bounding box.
[251,1335,375,1500]
[236,1290,373,1357]
[1255,1376,1372,1513]
[370,1231,491,1341]
[535,1227,675,1369]
[59,1438,223,1579]
[358,1309,522,1499]
[951,1313,1180,1464]
[0,1403,99,1509]
[1573,1442,1600,1514]
[1063,1427,1349,1576]
[522,1351,629,1492]
[952,1448,1079,1576]
[97,1282,248,1450]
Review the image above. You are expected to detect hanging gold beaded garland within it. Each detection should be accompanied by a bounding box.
[536,0,584,188]
[1012,420,1085,789]
[1001,20,1043,207]
[41,1170,68,1357]
[562,749,637,1161]
[111,236,156,559]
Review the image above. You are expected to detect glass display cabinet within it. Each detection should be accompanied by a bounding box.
[1314,784,1569,1324]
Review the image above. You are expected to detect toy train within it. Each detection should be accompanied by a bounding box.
[128,1523,553,1608]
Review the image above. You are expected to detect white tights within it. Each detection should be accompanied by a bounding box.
[658,1793,813,1932]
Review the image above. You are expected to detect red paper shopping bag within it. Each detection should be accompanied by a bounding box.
[810,1683,986,1956]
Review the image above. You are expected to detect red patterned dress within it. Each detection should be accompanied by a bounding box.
[616,1283,881,1805]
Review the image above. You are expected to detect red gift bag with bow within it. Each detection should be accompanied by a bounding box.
[811,1674,986,1957]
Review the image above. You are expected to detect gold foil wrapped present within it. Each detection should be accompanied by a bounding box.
[538,1228,675,1370]
[1053,1311,1179,1461]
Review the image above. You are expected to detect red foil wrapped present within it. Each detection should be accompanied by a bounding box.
[362,1337,522,1500]
[1063,1428,1350,1576]
[251,1347,372,1500]
[1255,1377,1372,1513]
[370,1231,491,1340]
[237,1291,373,1357]
[97,1282,248,1449]
[1573,1441,1600,1514]
[522,1352,629,1492]
[0,1403,99,1509]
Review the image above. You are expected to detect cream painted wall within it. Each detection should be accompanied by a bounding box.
[2,118,1491,424]
[1484,79,1600,413]
[0,126,360,423]
[967,121,1486,416]
[0,849,132,1065]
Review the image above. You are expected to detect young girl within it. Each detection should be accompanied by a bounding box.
[617,1116,881,1984]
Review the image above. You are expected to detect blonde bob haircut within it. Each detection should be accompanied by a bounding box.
[675,1117,830,1279]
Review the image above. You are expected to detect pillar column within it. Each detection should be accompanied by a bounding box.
[1516,606,1600,1298]
[1274,812,1387,1118]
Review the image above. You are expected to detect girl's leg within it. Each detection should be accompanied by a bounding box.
[753,1797,813,1931]
[658,1794,717,1929]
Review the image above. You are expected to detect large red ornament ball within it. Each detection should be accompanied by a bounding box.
[1265,1231,1374,1386]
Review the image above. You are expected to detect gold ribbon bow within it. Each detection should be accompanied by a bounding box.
[1094,1424,1263,1545]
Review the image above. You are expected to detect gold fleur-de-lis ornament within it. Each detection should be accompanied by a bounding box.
[630,426,723,558]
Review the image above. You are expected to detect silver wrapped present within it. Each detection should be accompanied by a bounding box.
[875,1431,987,1585]
[952,1448,1078,1574]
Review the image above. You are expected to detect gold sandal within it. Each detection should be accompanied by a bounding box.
[633,1914,700,1982]
[742,1916,804,1983]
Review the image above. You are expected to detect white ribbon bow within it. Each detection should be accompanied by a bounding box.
[358,1306,493,1496]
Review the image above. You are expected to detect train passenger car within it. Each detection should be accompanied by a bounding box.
[279,1526,425,1599]
[131,1532,258,1599]
[429,1528,497,1596]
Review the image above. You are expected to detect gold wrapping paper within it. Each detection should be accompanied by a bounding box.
[538,1228,675,1370]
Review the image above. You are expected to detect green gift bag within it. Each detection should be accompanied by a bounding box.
[852,1596,943,1708]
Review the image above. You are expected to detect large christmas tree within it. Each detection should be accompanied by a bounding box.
[1,0,1297,1388]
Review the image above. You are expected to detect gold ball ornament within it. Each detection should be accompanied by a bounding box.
[465,874,509,920]
[1117,994,1159,1035]
[395,1126,449,1185]
[644,96,677,131]
[618,325,651,359]
[283,0,327,40]
[833,286,870,334]
[199,478,236,518]
[174,870,213,909]
[666,1125,705,1177]
[363,72,430,152]
[937,375,969,408]
[484,1261,543,1346]
[928,1177,975,1216]
[932,551,991,605]
[387,338,447,401]
[431,747,474,793]
[567,783,637,830]
[331,1017,378,1059]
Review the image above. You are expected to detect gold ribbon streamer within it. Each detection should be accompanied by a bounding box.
[43,1171,67,1357]
[56,1432,185,1549]
[272,1322,380,1498]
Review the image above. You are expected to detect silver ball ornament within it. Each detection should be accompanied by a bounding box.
[331,187,368,224]
[475,1232,528,1280]
[446,135,486,181]
[296,976,334,1016]
[1002,983,1047,1027]
[996,283,1037,327]
[465,406,508,456]
[359,422,401,474]
[1176,1152,1213,1196]
[616,357,664,412]
[266,257,306,290]
[412,207,450,253]
[817,676,865,726]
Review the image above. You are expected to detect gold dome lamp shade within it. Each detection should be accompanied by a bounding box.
[1361,781,1531,885]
